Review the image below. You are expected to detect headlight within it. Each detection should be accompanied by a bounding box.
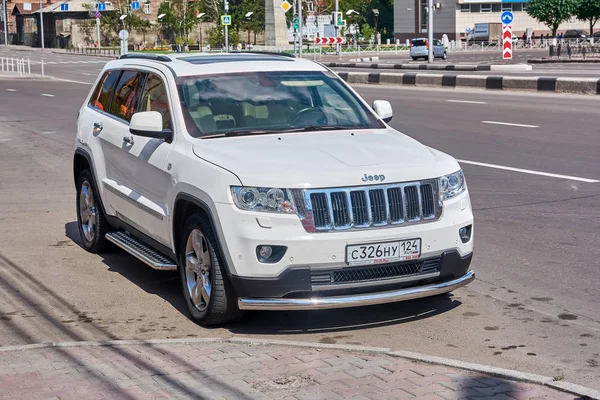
[439,170,466,200]
[231,187,296,214]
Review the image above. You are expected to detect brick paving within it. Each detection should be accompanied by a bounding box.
[0,340,574,400]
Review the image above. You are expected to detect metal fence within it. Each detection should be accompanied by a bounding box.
[66,47,121,56]
[548,42,600,59]
[0,57,32,76]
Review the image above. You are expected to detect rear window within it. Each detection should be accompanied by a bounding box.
[412,39,427,46]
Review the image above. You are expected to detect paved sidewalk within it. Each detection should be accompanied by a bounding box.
[0,339,580,400]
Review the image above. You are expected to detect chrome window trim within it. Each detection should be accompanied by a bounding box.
[293,179,442,233]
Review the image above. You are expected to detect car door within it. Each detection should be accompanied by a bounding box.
[433,40,443,57]
[93,68,173,247]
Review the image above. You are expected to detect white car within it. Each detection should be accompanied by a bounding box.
[73,52,474,325]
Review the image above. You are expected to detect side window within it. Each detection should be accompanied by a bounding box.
[140,74,172,130]
[89,71,119,112]
[109,70,145,122]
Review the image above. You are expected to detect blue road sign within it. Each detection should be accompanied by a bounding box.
[501,11,514,25]
[131,1,140,10]
[97,2,106,11]
[60,3,68,11]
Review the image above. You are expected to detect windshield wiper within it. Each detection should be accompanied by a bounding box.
[202,125,366,139]
[281,125,364,132]
[202,129,283,139]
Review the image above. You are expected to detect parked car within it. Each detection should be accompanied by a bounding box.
[563,30,588,40]
[73,52,474,325]
[410,38,448,60]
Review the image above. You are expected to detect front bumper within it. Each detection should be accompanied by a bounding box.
[238,270,474,310]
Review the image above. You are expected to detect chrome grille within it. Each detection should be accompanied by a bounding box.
[297,180,441,232]
[311,257,441,285]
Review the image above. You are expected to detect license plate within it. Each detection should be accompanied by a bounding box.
[346,239,421,266]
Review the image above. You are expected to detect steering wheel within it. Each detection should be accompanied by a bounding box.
[289,107,328,126]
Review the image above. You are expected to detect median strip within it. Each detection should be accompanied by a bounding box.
[337,71,600,96]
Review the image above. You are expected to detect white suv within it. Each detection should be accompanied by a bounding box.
[74,52,474,325]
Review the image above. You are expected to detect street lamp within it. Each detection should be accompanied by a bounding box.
[120,14,127,30]
[346,10,359,44]
[244,11,253,48]
[346,9,359,15]
[196,12,205,52]
[157,14,165,48]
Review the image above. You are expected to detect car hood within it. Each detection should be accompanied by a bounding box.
[192,128,461,188]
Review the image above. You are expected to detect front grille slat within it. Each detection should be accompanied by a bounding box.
[404,186,420,220]
[369,189,386,225]
[303,180,440,231]
[311,257,442,285]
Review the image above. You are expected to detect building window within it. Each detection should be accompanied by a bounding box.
[521,2,528,11]
[460,4,470,12]
[502,3,512,11]
[470,4,480,12]
[492,3,501,12]
[512,3,522,11]
[481,3,492,12]
[144,2,151,14]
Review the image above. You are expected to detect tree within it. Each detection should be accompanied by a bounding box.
[526,0,577,37]
[575,0,600,35]
[157,0,203,44]
[229,0,265,44]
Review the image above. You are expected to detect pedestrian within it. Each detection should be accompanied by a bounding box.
[522,32,526,42]
[546,33,549,40]
[532,32,535,46]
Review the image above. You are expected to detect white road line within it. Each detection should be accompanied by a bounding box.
[41,93,55,97]
[447,100,487,105]
[0,139,12,142]
[457,159,599,183]
[82,73,92,76]
[482,121,539,128]
[6,89,17,92]
[41,131,56,135]
[52,78,94,85]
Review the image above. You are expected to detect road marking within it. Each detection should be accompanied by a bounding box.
[482,121,539,128]
[52,78,94,85]
[41,131,56,135]
[82,73,92,76]
[457,159,599,183]
[6,89,17,92]
[447,100,486,105]
[0,138,12,142]
[41,93,55,97]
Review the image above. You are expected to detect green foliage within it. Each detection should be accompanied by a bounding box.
[157,0,203,43]
[229,0,265,33]
[208,26,240,48]
[526,0,577,36]
[575,0,600,34]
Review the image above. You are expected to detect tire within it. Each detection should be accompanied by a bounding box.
[411,57,417,61]
[179,213,242,326]
[442,52,448,60]
[76,169,109,253]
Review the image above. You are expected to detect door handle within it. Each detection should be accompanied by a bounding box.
[93,122,103,131]
[123,136,135,146]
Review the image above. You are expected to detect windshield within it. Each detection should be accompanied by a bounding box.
[177,71,381,138]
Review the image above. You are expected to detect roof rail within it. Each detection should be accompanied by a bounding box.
[119,54,172,62]
[229,51,296,58]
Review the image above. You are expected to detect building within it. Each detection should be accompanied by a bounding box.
[394,0,590,42]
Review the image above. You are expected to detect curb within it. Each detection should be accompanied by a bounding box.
[324,62,533,72]
[348,56,380,62]
[528,58,600,64]
[51,50,118,59]
[0,337,598,399]
[336,71,600,95]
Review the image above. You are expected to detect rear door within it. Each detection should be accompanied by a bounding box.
[411,38,427,56]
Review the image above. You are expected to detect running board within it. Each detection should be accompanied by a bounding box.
[105,231,177,271]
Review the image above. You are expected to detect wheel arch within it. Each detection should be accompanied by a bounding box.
[172,193,235,276]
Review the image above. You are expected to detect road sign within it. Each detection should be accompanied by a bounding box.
[315,37,346,45]
[503,24,512,60]
[221,15,231,26]
[501,11,513,25]
[281,0,292,13]
[60,3,68,11]
[131,1,140,10]
[119,30,129,41]
[97,3,106,11]
[95,11,101,18]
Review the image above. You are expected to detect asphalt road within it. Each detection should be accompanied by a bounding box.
[0,77,599,390]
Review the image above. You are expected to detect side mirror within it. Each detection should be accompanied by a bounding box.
[129,111,172,140]
[373,100,393,123]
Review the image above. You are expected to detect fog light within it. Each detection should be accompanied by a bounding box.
[256,245,287,264]
[259,245,273,260]
[459,225,472,243]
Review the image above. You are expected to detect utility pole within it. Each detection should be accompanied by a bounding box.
[39,0,44,49]
[298,0,302,57]
[292,0,297,56]
[2,0,8,46]
[224,0,229,52]
[427,0,433,63]
[96,0,100,49]
[335,0,339,54]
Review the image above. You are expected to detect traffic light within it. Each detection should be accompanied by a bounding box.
[293,14,299,30]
